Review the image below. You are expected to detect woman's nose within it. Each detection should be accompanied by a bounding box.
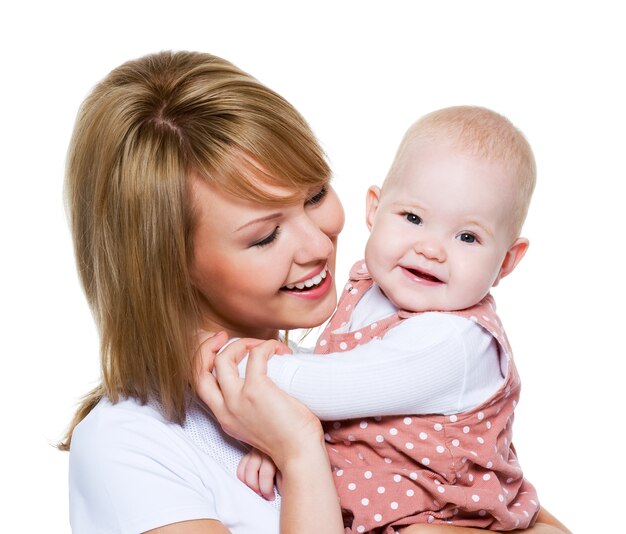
[293,216,335,265]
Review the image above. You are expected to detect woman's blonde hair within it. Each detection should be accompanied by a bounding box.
[60,51,329,450]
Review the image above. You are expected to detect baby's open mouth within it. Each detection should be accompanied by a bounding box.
[282,265,328,291]
[406,267,443,284]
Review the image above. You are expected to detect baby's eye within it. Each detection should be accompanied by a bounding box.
[405,213,422,225]
[457,232,478,244]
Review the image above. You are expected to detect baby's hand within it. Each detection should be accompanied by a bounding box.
[237,448,278,501]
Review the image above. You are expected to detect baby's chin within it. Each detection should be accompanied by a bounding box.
[382,288,460,314]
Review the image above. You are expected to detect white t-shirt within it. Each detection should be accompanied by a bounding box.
[70,286,504,532]
[69,397,280,533]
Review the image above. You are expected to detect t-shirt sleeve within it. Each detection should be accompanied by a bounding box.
[69,402,219,534]
[261,313,504,420]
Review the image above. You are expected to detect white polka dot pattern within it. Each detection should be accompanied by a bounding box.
[314,261,540,532]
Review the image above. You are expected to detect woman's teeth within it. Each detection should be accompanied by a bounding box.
[284,266,328,290]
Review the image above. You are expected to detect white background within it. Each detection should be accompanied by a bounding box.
[2,1,623,532]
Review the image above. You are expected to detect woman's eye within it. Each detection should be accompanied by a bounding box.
[457,232,478,244]
[305,185,328,206]
[405,213,422,225]
[251,226,281,248]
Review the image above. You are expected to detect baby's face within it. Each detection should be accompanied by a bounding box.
[365,139,525,312]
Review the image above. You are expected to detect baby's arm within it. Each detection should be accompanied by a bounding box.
[250,313,504,420]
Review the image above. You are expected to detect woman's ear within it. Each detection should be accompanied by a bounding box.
[365,186,381,231]
[493,238,529,287]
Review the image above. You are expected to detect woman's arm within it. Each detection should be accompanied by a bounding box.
[397,508,571,534]
[195,336,344,534]
[145,519,230,533]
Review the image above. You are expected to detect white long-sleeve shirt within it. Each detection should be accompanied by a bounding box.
[261,284,506,420]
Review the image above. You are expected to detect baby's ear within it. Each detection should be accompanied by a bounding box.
[493,238,529,287]
[365,186,381,231]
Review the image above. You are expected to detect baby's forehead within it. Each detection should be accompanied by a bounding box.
[389,138,517,188]
[384,145,521,216]
[403,135,507,165]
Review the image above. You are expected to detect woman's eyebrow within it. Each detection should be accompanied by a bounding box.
[235,212,282,232]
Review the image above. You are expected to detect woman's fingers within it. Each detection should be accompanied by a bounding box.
[212,338,257,397]
[199,330,229,352]
[200,336,323,465]
[194,359,227,417]
[213,338,277,396]
[195,330,229,374]
[244,340,283,380]
[244,344,271,379]
[274,340,293,355]
[194,331,229,418]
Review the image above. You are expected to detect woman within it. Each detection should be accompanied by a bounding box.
[62,50,569,533]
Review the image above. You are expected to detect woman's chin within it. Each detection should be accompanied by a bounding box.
[282,296,336,331]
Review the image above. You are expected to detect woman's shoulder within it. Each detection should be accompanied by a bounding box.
[75,395,165,427]
[69,397,280,533]
[70,397,193,493]
[71,397,170,452]
[69,396,231,483]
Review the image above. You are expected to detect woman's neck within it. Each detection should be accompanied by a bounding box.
[200,317,279,341]
[227,327,280,341]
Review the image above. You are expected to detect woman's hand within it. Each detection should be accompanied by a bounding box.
[195,330,229,371]
[194,336,344,533]
[194,337,323,469]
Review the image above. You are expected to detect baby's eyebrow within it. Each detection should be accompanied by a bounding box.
[235,212,282,232]
[392,199,429,211]
[464,219,494,238]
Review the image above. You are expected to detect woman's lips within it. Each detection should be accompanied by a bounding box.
[281,266,333,300]
[282,264,328,290]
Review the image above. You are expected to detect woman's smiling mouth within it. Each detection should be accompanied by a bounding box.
[282,264,329,291]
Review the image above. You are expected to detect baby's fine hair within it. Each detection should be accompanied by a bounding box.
[386,106,536,236]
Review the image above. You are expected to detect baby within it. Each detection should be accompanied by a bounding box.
[243,106,540,532]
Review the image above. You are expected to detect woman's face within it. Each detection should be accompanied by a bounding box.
[190,174,345,339]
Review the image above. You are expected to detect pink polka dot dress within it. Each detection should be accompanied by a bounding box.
[315,262,540,532]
